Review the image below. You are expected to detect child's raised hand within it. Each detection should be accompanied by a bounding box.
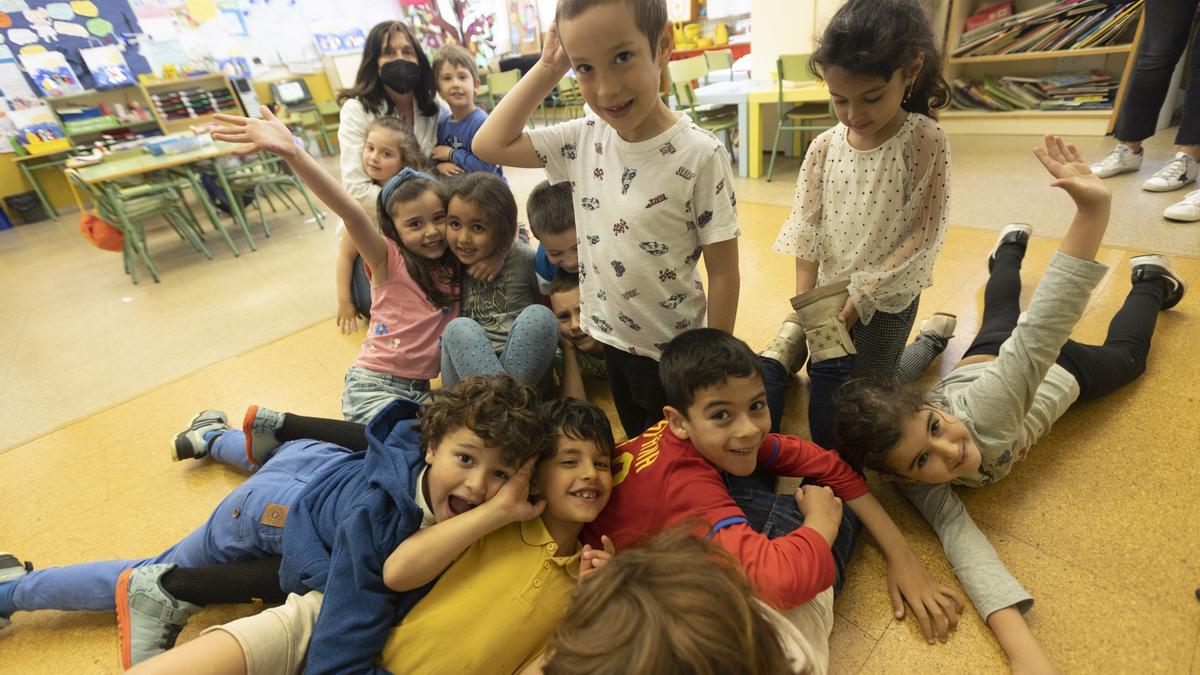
[213,106,300,159]
[579,535,616,581]
[489,458,546,524]
[538,23,571,75]
[1033,134,1109,210]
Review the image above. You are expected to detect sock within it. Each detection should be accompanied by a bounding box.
[202,429,224,453]
[159,556,287,606]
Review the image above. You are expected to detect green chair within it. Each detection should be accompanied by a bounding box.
[668,55,737,157]
[222,153,326,240]
[767,54,836,182]
[486,70,521,111]
[704,49,735,83]
[66,168,213,284]
[542,76,587,125]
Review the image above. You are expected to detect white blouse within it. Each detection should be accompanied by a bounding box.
[772,112,950,324]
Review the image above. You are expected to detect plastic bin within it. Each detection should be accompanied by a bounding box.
[0,205,13,230]
[4,192,48,224]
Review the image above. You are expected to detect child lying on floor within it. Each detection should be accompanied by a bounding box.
[833,134,1187,671]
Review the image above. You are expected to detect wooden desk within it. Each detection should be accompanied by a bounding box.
[693,80,830,179]
[76,141,255,254]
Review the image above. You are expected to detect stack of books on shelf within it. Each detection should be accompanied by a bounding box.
[953,0,1143,58]
[951,71,1118,111]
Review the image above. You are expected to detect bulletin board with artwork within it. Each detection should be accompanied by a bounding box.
[0,0,151,92]
[402,0,498,65]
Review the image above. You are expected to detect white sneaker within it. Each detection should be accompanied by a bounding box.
[1142,152,1198,192]
[1163,189,1200,221]
[1090,144,1143,178]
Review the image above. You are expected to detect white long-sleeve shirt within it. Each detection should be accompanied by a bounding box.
[772,112,950,324]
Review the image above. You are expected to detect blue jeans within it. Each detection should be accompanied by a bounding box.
[728,481,862,596]
[2,433,351,614]
[440,304,558,389]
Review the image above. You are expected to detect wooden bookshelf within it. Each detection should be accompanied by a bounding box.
[948,44,1134,65]
[42,85,163,145]
[939,0,1145,136]
[140,73,244,134]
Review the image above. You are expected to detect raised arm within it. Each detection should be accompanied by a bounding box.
[473,25,571,168]
[214,108,389,276]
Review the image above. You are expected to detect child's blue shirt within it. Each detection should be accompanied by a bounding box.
[534,243,559,295]
[279,398,433,675]
[438,107,502,176]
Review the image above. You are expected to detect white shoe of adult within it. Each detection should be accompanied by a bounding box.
[1162,189,1200,221]
[1142,152,1199,192]
[1090,144,1142,178]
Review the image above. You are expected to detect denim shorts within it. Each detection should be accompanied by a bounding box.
[341,366,430,424]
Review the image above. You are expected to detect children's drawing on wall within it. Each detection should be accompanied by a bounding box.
[507,0,537,54]
[403,0,496,63]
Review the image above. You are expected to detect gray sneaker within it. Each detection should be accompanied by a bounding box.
[0,552,32,629]
[116,564,200,669]
[172,410,229,461]
[1142,152,1198,192]
[242,404,284,466]
[1090,144,1142,178]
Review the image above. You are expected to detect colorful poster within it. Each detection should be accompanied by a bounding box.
[80,43,132,88]
[18,49,83,95]
[313,28,366,54]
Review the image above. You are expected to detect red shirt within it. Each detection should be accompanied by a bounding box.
[583,421,869,608]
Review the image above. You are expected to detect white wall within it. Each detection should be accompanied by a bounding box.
[749,0,843,79]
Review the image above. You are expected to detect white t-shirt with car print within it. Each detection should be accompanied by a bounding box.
[528,114,739,360]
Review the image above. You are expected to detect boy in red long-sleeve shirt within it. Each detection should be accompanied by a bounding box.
[583,329,965,648]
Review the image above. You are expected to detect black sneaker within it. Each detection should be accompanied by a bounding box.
[172,411,229,461]
[1130,254,1187,310]
[988,224,1032,272]
[0,552,32,629]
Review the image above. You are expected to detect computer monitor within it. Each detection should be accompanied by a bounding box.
[270,79,313,107]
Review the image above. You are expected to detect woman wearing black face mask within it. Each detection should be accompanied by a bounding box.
[335,20,448,321]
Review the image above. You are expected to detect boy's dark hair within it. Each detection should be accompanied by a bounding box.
[811,0,950,118]
[446,172,519,257]
[366,116,431,173]
[659,329,763,413]
[432,43,476,80]
[527,180,575,239]
[833,378,929,473]
[540,398,616,460]
[338,21,439,118]
[379,176,459,308]
[548,270,580,296]
[556,0,668,55]
[419,375,552,467]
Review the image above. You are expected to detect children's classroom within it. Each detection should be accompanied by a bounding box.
[1,0,1197,671]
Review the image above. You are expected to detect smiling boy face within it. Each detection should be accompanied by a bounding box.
[665,375,770,477]
[534,435,613,525]
[424,426,519,523]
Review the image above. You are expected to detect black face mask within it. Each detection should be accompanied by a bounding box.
[379,60,423,94]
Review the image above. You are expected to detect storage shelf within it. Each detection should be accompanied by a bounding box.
[67,119,160,137]
[942,109,1113,118]
[940,108,1115,135]
[949,44,1134,65]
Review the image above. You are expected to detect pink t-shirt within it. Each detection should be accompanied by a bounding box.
[355,239,458,380]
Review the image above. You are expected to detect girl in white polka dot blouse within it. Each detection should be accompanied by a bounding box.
[771,0,952,450]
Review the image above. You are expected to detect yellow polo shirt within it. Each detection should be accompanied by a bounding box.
[378,518,581,674]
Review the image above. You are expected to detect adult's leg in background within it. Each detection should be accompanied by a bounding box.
[1114,0,1200,144]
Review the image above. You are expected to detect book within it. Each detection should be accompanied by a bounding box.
[954,0,1142,57]
[966,1,1015,32]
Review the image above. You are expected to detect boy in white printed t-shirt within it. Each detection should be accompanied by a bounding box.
[474,0,741,440]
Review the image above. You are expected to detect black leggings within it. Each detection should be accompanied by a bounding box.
[165,414,369,606]
[962,241,1165,400]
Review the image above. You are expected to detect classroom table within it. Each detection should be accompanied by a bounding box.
[75,141,256,262]
[692,79,831,179]
[13,151,73,220]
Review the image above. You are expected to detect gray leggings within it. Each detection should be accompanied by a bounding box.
[440,304,558,389]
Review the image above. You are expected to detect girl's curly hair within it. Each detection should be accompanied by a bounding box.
[833,377,929,473]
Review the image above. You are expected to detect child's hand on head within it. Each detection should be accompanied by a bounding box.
[538,23,570,75]
[436,161,464,177]
[579,535,615,581]
[214,107,299,159]
[489,457,546,523]
[336,299,361,334]
[1034,134,1109,211]
[466,249,505,282]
